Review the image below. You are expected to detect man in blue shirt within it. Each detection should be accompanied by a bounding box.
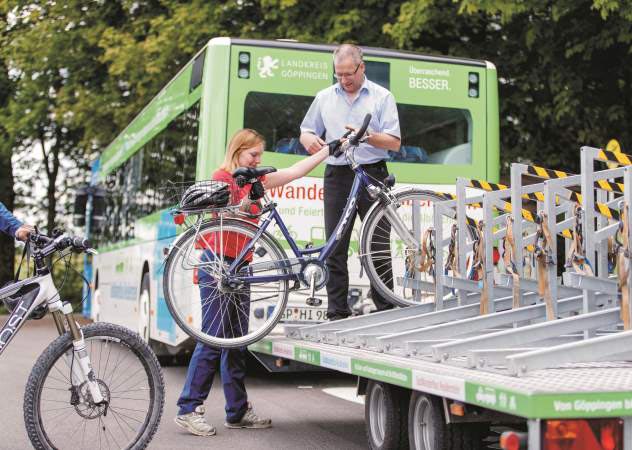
[0,201,33,241]
[300,44,401,320]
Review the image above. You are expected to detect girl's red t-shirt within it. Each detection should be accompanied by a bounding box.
[196,169,264,260]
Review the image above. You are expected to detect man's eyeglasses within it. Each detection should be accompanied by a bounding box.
[334,63,361,81]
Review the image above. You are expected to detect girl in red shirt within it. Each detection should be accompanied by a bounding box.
[176,129,329,436]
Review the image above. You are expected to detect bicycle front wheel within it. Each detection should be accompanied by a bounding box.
[24,322,165,450]
[163,218,290,348]
[360,188,472,307]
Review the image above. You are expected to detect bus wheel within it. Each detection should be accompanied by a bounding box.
[139,272,150,342]
[365,380,409,450]
[408,392,488,450]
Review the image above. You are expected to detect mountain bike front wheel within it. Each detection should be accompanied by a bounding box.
[24,322,165,450]
[163,218,291,348]
[360,188,474,308]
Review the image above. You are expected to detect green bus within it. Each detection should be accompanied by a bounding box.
[83,37,499,357]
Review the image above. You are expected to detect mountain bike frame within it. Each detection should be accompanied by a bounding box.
[0,235,106,405]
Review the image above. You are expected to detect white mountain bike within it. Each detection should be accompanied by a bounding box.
[0,230,164,449]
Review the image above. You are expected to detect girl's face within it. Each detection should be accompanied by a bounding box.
[237,143,264,168]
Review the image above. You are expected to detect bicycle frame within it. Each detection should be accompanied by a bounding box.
[0,257,106,404]
[220,161,416,285]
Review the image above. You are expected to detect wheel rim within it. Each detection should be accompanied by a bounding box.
[164,220,289,348]
[369,384,387,447]
[412,396,434,450]
[362,190,467,307]
[36,334,155,449]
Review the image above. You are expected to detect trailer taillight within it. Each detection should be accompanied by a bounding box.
[543,418,623,450]
[193,268,198,285]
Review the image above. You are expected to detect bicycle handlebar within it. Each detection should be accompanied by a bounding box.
[29,231,95,257]
[332,113,372,158]
[349,113,372,146]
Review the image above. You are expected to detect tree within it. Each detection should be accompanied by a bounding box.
[384,0,632,172]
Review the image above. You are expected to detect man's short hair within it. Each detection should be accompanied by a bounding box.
[333,44,363,65]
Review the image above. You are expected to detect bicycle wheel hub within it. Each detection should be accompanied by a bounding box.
[73,379,111,419]
[301,262,328,290]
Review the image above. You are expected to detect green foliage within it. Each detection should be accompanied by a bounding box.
[1,0,631,236]
[385,0,632,172]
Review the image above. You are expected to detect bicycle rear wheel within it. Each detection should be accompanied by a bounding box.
[163,218,291,348]
[360,188,473,307]
[24,322,164,450]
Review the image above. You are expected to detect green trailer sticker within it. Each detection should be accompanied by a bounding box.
[465,383,528,415]
[351,359,412,389]
[248,340,272,354]
[295,347,320,366]
[412,370,465,401]
[533,392,632,419]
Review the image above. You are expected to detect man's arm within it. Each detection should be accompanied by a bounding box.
[366,132,401,151]
[0,202,23,238]
[300,94,327,155]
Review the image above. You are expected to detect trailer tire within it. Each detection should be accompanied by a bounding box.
[365,381,410,450]
[408,392,488,450]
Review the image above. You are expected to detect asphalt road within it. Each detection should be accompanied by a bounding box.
[0,316,368,449]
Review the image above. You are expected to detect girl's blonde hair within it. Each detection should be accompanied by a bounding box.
[219,128,266,173]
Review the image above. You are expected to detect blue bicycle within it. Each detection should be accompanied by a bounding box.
[163,115,452,348]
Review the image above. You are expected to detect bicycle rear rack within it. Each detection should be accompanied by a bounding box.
[289,146,632,376]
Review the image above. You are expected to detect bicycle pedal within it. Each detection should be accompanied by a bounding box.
[306,297,322,307]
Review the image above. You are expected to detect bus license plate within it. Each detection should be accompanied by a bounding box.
[281,306,327,322]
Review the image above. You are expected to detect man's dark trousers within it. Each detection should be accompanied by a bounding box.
[324,161,394,320]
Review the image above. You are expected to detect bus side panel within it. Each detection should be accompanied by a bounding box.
[485,65,500,183]
[197,39,231,179]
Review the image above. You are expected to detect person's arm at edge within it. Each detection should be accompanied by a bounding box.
[263,146,329,189]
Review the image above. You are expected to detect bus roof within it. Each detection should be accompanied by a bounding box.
[229,38,488,68]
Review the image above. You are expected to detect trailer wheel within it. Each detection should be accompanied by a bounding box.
[365,381,409,450]
[408,392,489,450]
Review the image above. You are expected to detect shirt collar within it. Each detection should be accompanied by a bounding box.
[335,76,370,95]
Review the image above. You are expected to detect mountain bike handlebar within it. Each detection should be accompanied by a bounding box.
[29,231,96,257]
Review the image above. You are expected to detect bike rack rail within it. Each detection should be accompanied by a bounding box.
[289,146,632,376]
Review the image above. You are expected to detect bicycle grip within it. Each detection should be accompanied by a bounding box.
[349,114,372,146]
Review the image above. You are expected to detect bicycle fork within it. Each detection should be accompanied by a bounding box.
[50,302,106,407]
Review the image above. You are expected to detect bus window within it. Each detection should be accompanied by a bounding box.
[244,92,313,155]
[102,102,199,244]
[244,91,472,165]
[396,104,472,165]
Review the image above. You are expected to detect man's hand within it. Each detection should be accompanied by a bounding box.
[304,134,326,155]
[15,224,35,241]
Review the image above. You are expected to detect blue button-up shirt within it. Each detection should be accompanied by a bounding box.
[300,77,400,165]
[0,202,22,238]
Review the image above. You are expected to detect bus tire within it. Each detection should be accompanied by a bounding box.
[408,392,488,450]
[365,381,410,450]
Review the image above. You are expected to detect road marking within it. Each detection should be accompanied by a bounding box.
[322,387,364,405]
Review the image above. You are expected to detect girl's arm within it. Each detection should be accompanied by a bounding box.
[263,146,329,189]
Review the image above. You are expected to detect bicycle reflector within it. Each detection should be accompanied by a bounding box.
[543,418,623,450]
[173,213,185,225]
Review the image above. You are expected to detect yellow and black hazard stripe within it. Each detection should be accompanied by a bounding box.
[525,164,624,194]
[526,165,570,179]
[469,179,509,192]
[596,149,632,166]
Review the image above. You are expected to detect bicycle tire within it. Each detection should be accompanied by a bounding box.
[360,188,474,308]
[24,322,165,450]
[163,218,290,348]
